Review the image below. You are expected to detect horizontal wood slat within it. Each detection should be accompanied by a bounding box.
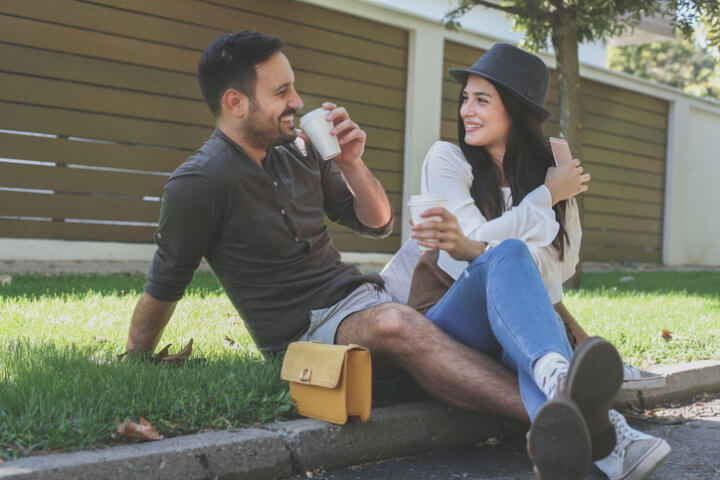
[582,245,661,263]
[587,180,663,204]
[0,132,187,172]
[0,14,198,73]
[583,213,662,234]
[0,162,167,197]
[583,228,661,249]
[0,190,160,222]
[444,42,485,65]
[89,0,408,48]
[582,163,664,190]
[0,71,212,127]
[0,101,212,150]
[0,43,199,100]
[583,146,665,174]
[0,219,156,243]
[584,196,663,219]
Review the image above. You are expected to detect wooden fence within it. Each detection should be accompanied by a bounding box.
[0,0,408,253]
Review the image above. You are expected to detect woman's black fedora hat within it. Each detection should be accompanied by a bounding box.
[448,43,552,123]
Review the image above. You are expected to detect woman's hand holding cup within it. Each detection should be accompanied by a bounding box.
[544,159,590,206]
[411,208,487,263]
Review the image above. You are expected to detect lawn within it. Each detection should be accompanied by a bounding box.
[1,270,719,460]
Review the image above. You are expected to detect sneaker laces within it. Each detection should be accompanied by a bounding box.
[609,410,643,456]
[623,362,640,376]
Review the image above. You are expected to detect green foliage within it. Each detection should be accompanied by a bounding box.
[445,0,663,51]
[444,1,719,52]
[609,37,720,100]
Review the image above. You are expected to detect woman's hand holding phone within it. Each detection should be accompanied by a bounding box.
[411,208,487,262]
[544,159,590,206]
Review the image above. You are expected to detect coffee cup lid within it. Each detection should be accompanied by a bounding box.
[299,108,329,127]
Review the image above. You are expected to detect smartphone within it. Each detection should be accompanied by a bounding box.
[549,137,573,166]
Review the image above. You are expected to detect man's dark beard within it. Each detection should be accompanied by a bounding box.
[242,99,297,150]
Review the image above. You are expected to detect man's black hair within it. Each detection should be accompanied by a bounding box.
[197,30,284,117]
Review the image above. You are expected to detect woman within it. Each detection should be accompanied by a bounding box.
[397,44,670,479]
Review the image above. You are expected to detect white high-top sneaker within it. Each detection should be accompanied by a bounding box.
[621,362,665,390]
[595,410,671,480]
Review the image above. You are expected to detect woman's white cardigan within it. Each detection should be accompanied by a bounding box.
[382,141,581,305]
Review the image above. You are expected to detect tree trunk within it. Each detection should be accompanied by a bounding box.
[551,10,584,289]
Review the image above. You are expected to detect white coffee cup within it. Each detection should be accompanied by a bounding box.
[408,194,447,251]
[299,108,342,161]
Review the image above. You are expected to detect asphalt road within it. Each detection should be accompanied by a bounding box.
[288,395,720,480]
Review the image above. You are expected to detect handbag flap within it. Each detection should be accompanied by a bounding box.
[281,342,366,388]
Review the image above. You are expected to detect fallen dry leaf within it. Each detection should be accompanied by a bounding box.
[150,344,172,363]
[661,329,673,341]
[117,417,164,441]
[162,339,193,363]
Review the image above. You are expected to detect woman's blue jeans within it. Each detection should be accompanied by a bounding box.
[425,239,573,420]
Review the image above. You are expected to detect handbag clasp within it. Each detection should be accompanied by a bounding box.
[299,367,312,383]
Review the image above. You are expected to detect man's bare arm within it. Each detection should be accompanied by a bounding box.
[125,293,178,353]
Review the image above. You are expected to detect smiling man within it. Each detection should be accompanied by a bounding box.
[124,30,530,428]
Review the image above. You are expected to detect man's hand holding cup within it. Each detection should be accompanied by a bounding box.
[298,102,366,166]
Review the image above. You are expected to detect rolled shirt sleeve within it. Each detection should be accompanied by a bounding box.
[320,155,394,239]
[144,174,222,301]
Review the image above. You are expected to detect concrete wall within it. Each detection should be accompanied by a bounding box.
[664,103,720,266]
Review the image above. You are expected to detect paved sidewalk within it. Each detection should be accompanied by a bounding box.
[292,394,720,480]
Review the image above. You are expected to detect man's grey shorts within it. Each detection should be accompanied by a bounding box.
[298,282,399,345]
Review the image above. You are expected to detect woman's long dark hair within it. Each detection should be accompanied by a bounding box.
[457,81,569,259]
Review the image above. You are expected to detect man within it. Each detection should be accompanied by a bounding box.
[125,31,665,480]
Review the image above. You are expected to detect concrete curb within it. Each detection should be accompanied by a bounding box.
[2,361,720,480]
[614,360,720,409]
[0,403,522,480]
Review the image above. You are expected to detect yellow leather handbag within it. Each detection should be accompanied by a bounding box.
[281,341,372,425]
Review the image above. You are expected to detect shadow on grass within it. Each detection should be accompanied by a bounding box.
[0,272,224,300]
[0,337,293,460]
[1,337,433,460]
[573,271,720,298]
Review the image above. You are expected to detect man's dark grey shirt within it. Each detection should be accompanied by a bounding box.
[144,128,392,351]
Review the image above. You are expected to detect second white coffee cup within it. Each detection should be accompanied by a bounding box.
[299,108,342,161]
[408,194,447,251]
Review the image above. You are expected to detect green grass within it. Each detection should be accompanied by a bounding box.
[1,270,719,460]
[0,272,293,461]
[563,271,720,368]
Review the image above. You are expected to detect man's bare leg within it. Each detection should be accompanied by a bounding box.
[336,302,529,422]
